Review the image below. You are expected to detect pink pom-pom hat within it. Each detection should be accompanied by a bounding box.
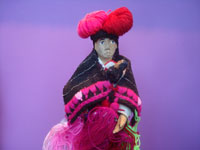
[77,10,108,38]
[77,7,133,39]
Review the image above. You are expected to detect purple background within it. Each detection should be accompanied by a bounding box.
[0,0,200,149]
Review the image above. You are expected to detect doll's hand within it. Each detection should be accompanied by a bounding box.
[113,114,127,134]
[114,59,124,69]
[107,59,128,83]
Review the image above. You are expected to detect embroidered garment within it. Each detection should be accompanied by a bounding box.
[43,49,142,150]
[63,49,141,126]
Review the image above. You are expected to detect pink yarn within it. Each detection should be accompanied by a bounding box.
[110,102,119,112]
[43,117,84,150]
[77,10,108,38]
[73,107,134,150]
[110,98,119,112]
[102,7,133,36]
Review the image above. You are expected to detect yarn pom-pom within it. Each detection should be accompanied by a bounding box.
[110,102,119,112]
[77,10,108,38]
[103,7,133,36]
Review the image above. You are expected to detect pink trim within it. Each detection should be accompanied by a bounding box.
[82,88,89,99]
[72,97,79,105]
[70,102,75,109]
[95,81,111,91]
[115,93,141,116]
[90,84,97,95]
[65,81,142,122]
[127,88,136,98]
[65,81,112,115]
[65,97,79,113]
[68,89,112,121]
[65,104,70,114]
[117,86,127,94]
[117,86,139,103]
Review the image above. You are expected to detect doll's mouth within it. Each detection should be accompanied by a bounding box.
[104,50,111,53]
[104,51,111,55]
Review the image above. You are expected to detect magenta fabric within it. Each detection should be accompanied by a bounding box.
[0,0,200,150]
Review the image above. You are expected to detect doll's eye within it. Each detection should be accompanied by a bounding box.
[111,40,115,44]
[100,40,104,44]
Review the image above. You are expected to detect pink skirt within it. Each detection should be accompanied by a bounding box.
[43,107,135,150]
[43,117,84,150]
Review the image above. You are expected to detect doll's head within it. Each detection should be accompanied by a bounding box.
[94,37,117,61]
[77,7,133,60]
[91,30,118,61]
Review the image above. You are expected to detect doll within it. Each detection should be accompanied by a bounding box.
[43,7,142,150]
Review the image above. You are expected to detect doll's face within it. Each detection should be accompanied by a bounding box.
[94,38,117,61]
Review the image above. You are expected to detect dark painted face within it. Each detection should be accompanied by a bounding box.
[94,38,117,61]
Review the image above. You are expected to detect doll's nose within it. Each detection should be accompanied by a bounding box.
[104,40,110,49]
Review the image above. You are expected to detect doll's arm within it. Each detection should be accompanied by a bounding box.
[113,104,133,133]
[113,113,127,134]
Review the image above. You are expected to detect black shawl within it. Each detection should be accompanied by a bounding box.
[63,49,140,125]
